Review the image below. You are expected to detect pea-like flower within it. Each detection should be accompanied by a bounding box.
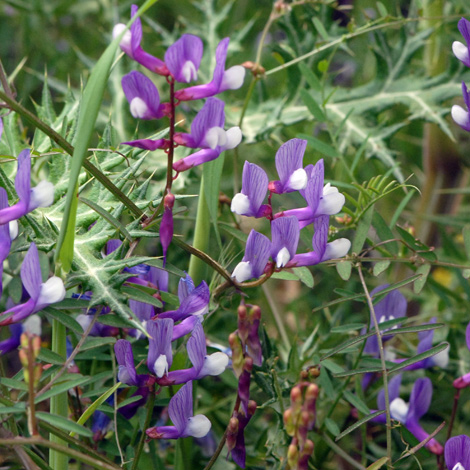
[452,18,470,68]
[271,216,300,268]
[445,435,470,470]
[453,322,470,389]
[164,34,203,83]
[452,82,470,132]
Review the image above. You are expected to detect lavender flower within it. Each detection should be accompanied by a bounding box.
[445,435,470,470]
[452,18,470,68]
[452,82,470,132]
[232,230,271,283]
[146,381,211,439]
[271,216,299,268]
[0,150,54,225]
[173,97,241,172]
[175,38,245,101]
[164,34,203,83]
[286,215,350,268]
[268,139,308,194]
[0,243,65,326]
[160,192,175,264]
[114,339,148,386]
[231,161,270,218]
[147,318,173,379]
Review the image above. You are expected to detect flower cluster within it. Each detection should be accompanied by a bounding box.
[231,138,350,282]
[452,18,470,131]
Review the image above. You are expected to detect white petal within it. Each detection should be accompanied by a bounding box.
[113,23,132,53]
[200,352,229,376]
[276,246,291,268]
[322,183,337,196]
[431,348,449,368]
[76,314,91,332]
[204,126,226,149]
[223,127,242,149]
[182,61,197,83]
[221,65,245,90]
[322,238,351,261]
[390,397,409,422]
[453,41,470,64]
[185,414,211,438]
[287,168,308,190]
[452,105,470,128]
[154,354,169,378]
[37,277,66,307]
[117,365,132,384]
[24,315,41,335]
[384,348,396,361]
[9,220,18,240]
[318,189,345,215]
[130,97,149,119]
[232,261,252,283]
[30,181,54,210]
[231,193,251,215]
[452,463,465,470]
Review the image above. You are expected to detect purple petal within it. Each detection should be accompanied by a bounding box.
[147,318,174,376]
[172,315,199,341]
[149,267,169,293]
[164,34,203,83]
[168,381,193,434]
[271,216,299,268]
[178,274,195,301]
[122,138,167,151]
[301,159,324,210]
[377,373,402,410]
[122,71,163,120]
[466,322,470,351]
[175,281,210,320]
[0,189,12,264]
[416,318,436,355]
[129,299,154,322]
[15,150,32,204]
[187,321,206,373]
[107,239,123,254]
[463,82,470,111]
[114,339,139,386]
[173,148,221,172]
[20,243,42,300]
[119,387,149,419]
[406,419,443,454]
[0,323,22,354]
[274,138,307,192]
[371,284,407,326]
[458,18,470,47]
[445,435,470,470]
[0,298,36,325]
[190,97,225,147]
[243,230,271,278]
[407,377,432,422]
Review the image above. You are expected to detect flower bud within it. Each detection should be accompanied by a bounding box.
[229,332,244,377]
[287,442,299,469]
[284,408,295,436]
[226,417,239,452]
[237,304,249,344]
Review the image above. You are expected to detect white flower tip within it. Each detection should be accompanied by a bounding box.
[37,276,66,307]
[130,97,149,119]
[9,220,18,240]
[452,105,470,128]
[23,315,41,336]
[221,65,246,90]
[186,414,211,438]
[232,261,252,283]
[201,352,229,376]
[322,238,351,261]
[452,41,470,64]
[322,183,338,196]
[452,462,465,470]
[288,168,308,191]
[75,314,90,332]
[113,23,132,50]
[154,354,169,378]
[231,193,251,215]
[205,126,227,149]
[432,348,449,368]
[117,365,132,384]
[224,127,242,149]
[318,191,345,215]
[182,61,197,83]
[30,181,54,210]
[276,246,291,268]
[390,397,409,422]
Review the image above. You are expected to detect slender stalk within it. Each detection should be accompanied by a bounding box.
[357,265,393,469]
[446,388,460,441]
[131,384,156,470]
[321,433,367,470]
[49,320,68,470]
[262,283,291,350]
[26,336,38,436]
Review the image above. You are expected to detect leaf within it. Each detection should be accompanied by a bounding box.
[299,90,326,122]
[352,205,374,254]
[36,411,93,438]
[324,417,340,437]
[373,260,390,277]
[413,264,431,294]
[343,390,370,415]
[336,260,352,281]
[388,342,449,373]
[37,349,65,366]
[80,337,116,352]
[330,323,366,333]
[292,266,314,288]
[336,410,385,441]
[121,285,163,308]
[321,359,345,374]
[367,456,389,470]
[35,377,91,404]
[372,211,398,255]
[44,307,84,335]
[298,62,322,91]
[463,225,470,259]
[333,367,383,378]
[299,134,339,158]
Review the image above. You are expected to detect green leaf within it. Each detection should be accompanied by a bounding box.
[373,260,390,277]
[413,264,431,294]
[81,337,116,352]
[388,342,449,373]
[336,260,352,280]
[44,307,84,335]
[35,377,90,404]
[336,410,385,441]
[372,212,397,255]
[0,404,26,415]
[343,390,370,415]
[37,348,65,366]
[324,417,340,437]
[352,205,374,254]
[299,134,339,158]
[0,377,28,391]
[292,266,314,288]
[36,411,93,438]
[367,457,389,470]
[463,225,470,259]
[121,285,163,308]
[298,62,322,91]
[299,90,326,122]
[321,359,345,374]
[333,367,383,378]
[96,314,135,329]
[330,323,366,333]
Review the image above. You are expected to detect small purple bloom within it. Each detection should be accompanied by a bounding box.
[0,150,54,225]
[0,243,65,326]
[268,138,308,194]
[445,435,470,470]
[452,82,470,132]
[0,188,18,296]
[164,34,203,83]
[286,215,350,268]
[113,5,168,76]
[114,339,148,386]
[122,71,166,120]
[122,137,168,151]
[173,97,241,172]
[231,161,270,218]
[232,230,271,283]
[0,323,22,355]
[146,381,211,439]
[147,319,173,378]
[452,18,470,68]
[175,38,245,101]
[271,216,299,268]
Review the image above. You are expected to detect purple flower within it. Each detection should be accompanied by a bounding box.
[175,38,245,101]
[0,243,65,326]
[271,216,299,268]
[164,34,203,83]
[0,150,54,225]
[0,188,18,296]
[113,5,168,76]
[231,161,270,218]
[232,230,271,283]
[452,18,470,68]
[374,374,443,455]
[114,339,148,386]
[173,98,241,172]
[122,71,166,120]
[147,319,173,379]
[146,381,211,439]
[0,323,22,354]
[445,435,470,470]
[286,215,350,268]
[454,322,470,389]
[268,139,308,194]
[452,82,470,132]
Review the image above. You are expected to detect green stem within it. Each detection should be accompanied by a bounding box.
[188,176,211,285]
[49,320,68,470]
